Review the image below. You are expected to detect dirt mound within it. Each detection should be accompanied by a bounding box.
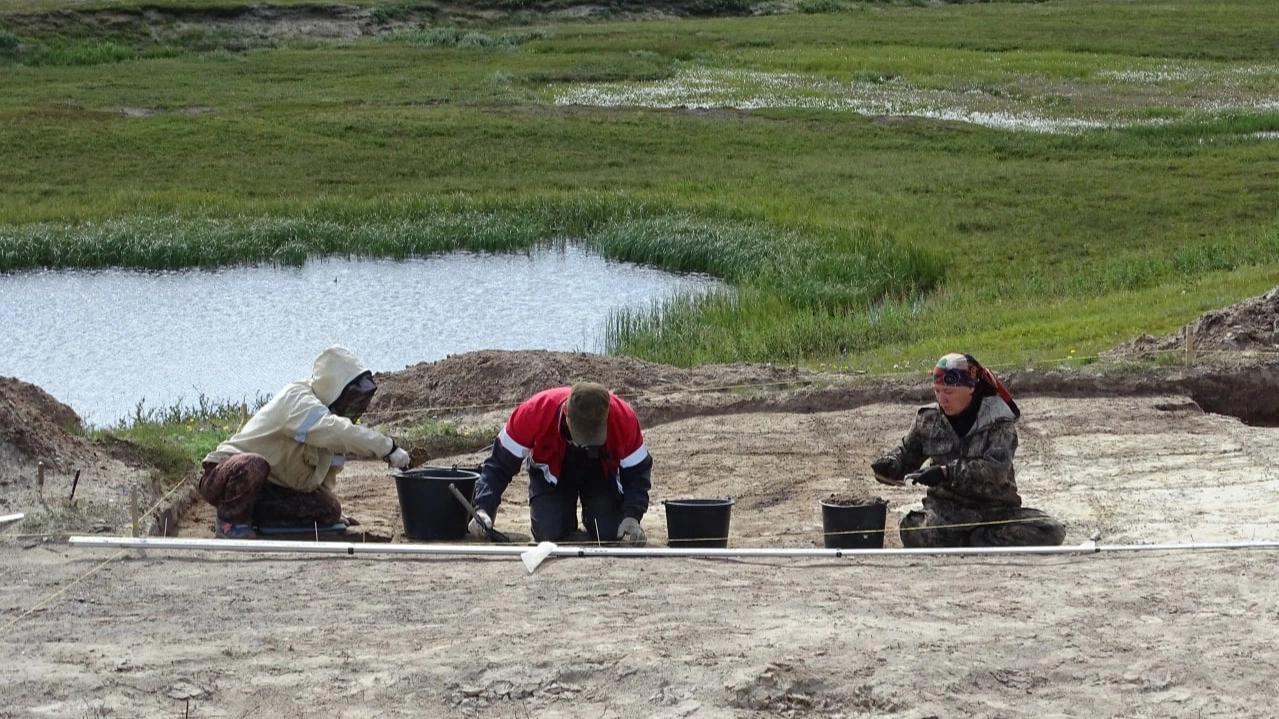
[367,350,813,425]
[367,347,1279,431]
[4,4,387,45]
[1004,361,1279,426]
[0,376,170,532]
[822,490,885,507]
[1,0,736,47]
[1106,285,1279,359]
[0,376,90,478]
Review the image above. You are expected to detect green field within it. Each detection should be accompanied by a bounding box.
[3,0,1278,373]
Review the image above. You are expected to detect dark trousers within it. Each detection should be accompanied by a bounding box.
[198,453,342,526]
[528,471,624,543]
[898,506,1066,548]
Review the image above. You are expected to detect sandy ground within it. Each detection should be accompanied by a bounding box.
[3,545,1277,719]
[4,395,1279,718]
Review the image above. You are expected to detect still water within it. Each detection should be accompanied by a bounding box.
[0,247,723,425]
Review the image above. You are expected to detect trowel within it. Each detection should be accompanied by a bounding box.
[872,472,905,487]
[447,482,512,544]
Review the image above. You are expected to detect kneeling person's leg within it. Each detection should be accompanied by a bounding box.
[898,509,973,548]
[529,474,578,542]
[198,453,269,524]
[254,484,343,527]
[580,480,623,542]
[969,507,1066,547]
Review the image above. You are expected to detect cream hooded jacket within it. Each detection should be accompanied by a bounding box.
[203,346,395,493]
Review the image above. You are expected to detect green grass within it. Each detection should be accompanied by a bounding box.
[19,499,123,535]
[0,0,1277,386]
[850,264,1279,374]
[397,418,499,458]
[90,394,263,472]
[0,28,19,52]
[394,26,554,49]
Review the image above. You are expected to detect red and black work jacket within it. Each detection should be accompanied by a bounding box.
[472,387,652,520]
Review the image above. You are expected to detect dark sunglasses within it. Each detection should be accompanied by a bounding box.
[933,367,974,388]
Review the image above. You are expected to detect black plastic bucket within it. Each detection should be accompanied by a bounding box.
[664,498,735,548]
[393,466,480,541]
[819,498,888,549]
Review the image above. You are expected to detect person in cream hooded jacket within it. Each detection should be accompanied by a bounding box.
[199,346,411,538]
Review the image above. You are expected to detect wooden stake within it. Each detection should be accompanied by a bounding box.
[37,461,45,502]
[130,487,139,538]
[68,469,81,504]
[1185,325,1196,367]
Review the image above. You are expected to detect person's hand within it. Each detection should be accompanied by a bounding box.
[616,517,647,547]
[871,456,904,486]
[468,509,493,541]
[906,465,947,487]
[386,446,411,470]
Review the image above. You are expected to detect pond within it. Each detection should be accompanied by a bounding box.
[0,247,724,425]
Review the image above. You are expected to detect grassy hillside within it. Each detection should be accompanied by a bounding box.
[1,0,1277,370]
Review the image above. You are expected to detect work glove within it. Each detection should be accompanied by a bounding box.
[906,465,947,487]
[386,445,411,470]
[468,509,494,541]
[616,517,647,546]
[871,456,904,486]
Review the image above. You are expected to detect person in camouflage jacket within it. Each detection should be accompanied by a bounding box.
[871,353,1065,548]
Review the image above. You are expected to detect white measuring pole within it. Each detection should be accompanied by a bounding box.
[0,513,24,526]
[68,535,1279,558]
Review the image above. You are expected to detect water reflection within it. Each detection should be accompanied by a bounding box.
[0,247,723,425]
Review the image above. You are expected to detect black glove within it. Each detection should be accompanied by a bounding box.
[871,456,903,485]
[907,465,947,487]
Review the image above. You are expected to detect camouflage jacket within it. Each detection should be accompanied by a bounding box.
[880,395,1023,515]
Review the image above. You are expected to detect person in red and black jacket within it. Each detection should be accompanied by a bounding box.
[468,382,652,545]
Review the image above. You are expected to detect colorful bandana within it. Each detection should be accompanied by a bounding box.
[933,352,1019,416]
[932,353,981,388]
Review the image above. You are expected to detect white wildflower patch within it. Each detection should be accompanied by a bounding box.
[555,68,1124,133]
[553,65,1279,134]
[1096,62,1279,85]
